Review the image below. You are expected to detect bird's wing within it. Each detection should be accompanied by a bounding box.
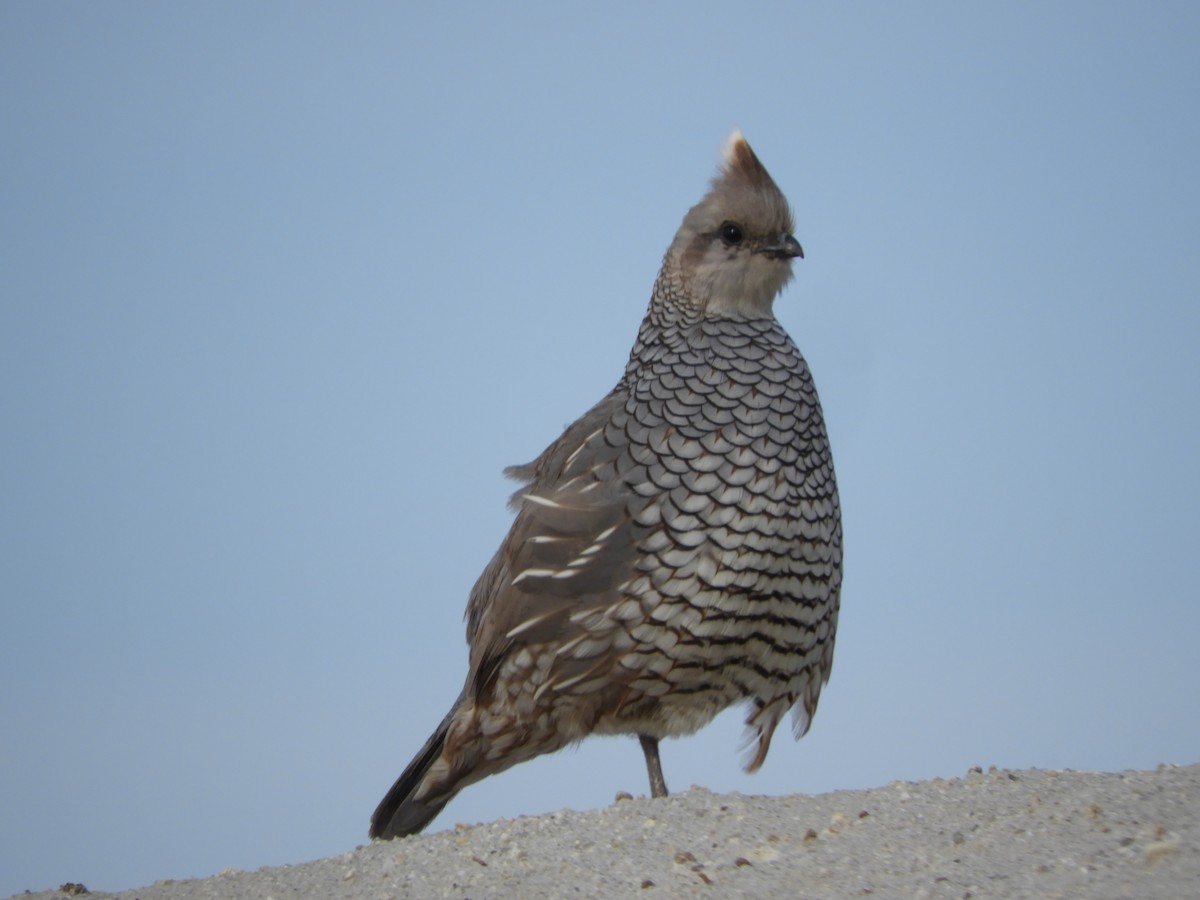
[465,389,642,699]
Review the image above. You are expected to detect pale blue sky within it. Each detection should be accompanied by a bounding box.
[3,3,1199,895]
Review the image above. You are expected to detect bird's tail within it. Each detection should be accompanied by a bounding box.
[369,704,460,839]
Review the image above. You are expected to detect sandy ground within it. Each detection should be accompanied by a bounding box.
[10,763,1198,899]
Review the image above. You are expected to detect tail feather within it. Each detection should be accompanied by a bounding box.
[369,705,459,839]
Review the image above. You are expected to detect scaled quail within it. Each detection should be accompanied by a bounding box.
[370,132,842,839]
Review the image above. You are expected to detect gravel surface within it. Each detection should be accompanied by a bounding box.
[11,763,1197,899]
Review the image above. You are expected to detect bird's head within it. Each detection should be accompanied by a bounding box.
[666,131,802,318]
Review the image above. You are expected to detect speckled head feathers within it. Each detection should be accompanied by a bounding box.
[664,131,801,317]
[712,130,795,237]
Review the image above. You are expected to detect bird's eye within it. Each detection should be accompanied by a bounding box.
[719,221,744,245]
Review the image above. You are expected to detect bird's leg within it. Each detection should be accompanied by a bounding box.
[638,734,669,798]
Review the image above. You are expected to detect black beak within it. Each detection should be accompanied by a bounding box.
[759,233,804,260]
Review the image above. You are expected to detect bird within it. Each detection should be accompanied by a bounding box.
[370,131,842,840]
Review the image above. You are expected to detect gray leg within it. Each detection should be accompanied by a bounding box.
[638,734,669,798]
